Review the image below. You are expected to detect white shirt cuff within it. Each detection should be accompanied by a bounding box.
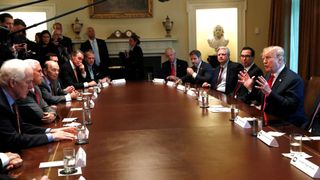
[84,82,89,88]
[0,153,9,167]
[81,72,86,78]
[192,72,197,79]
[65,94,71,101]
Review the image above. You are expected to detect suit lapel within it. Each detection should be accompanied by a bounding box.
[271,67,286,91]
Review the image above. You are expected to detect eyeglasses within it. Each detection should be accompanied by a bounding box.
[240,55,251,59]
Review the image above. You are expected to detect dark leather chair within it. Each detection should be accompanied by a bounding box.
[304,76,320,118]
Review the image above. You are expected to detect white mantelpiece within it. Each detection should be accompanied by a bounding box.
[73,38,177,58]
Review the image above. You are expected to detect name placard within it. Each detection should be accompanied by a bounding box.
[111,79,126,85]
[102,82,109,88]
[291,155,320,178]
[177,85,185,91]
[166,81,176,87]
[234,116,251,128]
[257,130,279,147]
[153,78,166,84]
[187,90,196,96]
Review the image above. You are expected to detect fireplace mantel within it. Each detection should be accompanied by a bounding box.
[73,38,177,58]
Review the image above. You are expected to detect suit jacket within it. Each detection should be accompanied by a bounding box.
[251,67,306,127]
[0,88,49,153]
[59,61,87,89]
[236,63,264,104]
[16,86,55,126]
[125,45,144,80]
[84,61,107,82]
[39,78,66,105]
[161,59,188,79]
[211,61,243,95]
[61,35,73,54]
[181,61,213,85]
[80,38,110,74]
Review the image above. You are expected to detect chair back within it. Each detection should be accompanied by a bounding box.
[304,76,320,118]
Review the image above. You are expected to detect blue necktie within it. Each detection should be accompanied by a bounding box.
[91,40,100,67]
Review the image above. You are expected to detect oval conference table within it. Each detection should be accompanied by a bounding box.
[12,82,320,180]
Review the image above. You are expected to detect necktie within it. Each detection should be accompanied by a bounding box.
[89,66,94,80]
[215,67,224,89]
[233,81,241,98]
[91,40,100,67]
[74,68,79,82]
[12,103,21,134]
[263,74,275,125]
[308,101,320,130]
[170,63,175,76]
[34,89,40,105]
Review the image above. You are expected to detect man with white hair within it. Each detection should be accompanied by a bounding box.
[239,46,306,127]
[16,59,56,125]
[0,59,75,153]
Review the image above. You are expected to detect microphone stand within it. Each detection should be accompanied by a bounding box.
[0,0,48,12]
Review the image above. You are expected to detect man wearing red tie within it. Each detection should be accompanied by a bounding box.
[238,46,306,127]
[161,47,188,81]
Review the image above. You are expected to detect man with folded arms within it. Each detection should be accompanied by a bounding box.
[161,47,188,81]
[39,60,77,105]
[178,50,213,85]
[0,59,75,152]
[238,46,306,127]
[16,60,56,125]
[59,50,97,89]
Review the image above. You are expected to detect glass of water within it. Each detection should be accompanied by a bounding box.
[290,133,302,154]
[62,148,76,174]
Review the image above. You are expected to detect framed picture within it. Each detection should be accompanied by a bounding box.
[90,0,153,19]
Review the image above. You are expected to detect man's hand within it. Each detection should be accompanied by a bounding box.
[79,63,85,73]
[5,152,23,170]
[186,67,194,75]
[64,86,75,93]
[167,75,178,81]
[255,76,272,95]
[42,112,56,124]
[88,81,97,87]
[202,82,210,88]
[51,127,77,134]
[238,71,254,91]
[70,91,78,99]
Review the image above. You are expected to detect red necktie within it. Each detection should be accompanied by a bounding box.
[233,82,241,98]
[170,63,175,76]
[263,74,275,125]
[215,67,224,89]
[34,89,40,105]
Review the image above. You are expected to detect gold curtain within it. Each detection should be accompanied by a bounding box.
[298,0,320,80]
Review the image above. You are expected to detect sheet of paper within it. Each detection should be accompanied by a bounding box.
[39,161,64,168]
[70,108,83,111]
[58,167,82,176]
[62,118,78,123]
[282,152,312,159]
[208,105,231,113]
[267,131,285,137]
[63,122,81,127]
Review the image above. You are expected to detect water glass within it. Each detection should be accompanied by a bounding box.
[290,133,302,154]
[63,148,76,174]
[230,104,239,121]
[251,117,263,136]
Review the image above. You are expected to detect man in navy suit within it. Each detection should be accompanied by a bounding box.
[203,46,243,95]
[179,50,213,85]
[239,46,306,127]
[80,27,110,76]
[0,59,75,152]
[161,47,188,81]
[234,47,263,104]
[83,50,110,83]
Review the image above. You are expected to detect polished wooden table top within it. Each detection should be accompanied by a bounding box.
[13,82,320,179]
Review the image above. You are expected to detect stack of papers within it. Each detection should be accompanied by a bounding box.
[208,105,231,112]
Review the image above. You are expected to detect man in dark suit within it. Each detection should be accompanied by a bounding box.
[179,50,213,85]
[59,50,97,89]
[0,59,75,153]
[203,46,243,95]
[16,60,56,125]
[52,22,73,54]
[234,47,263,103]
[239,46,306,127]
[161,47,188,81]
[39,60,78,105]
[80,27,110,76]
[83,50,110,83]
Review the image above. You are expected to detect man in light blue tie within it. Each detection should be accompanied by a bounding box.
[80,27,110,76]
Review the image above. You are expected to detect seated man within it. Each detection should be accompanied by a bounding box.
[39,60,77,105]
[0,59,75,153]
[203,46,243,95]
[161,47,188,81]
[234,47,263,103]
[83,50,110,83]
[238,46,306,127]
[59,50,97,89]
[178,50,213,85]
[16,59,56,125]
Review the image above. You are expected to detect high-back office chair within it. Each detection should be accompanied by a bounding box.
[304,76,320,118]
